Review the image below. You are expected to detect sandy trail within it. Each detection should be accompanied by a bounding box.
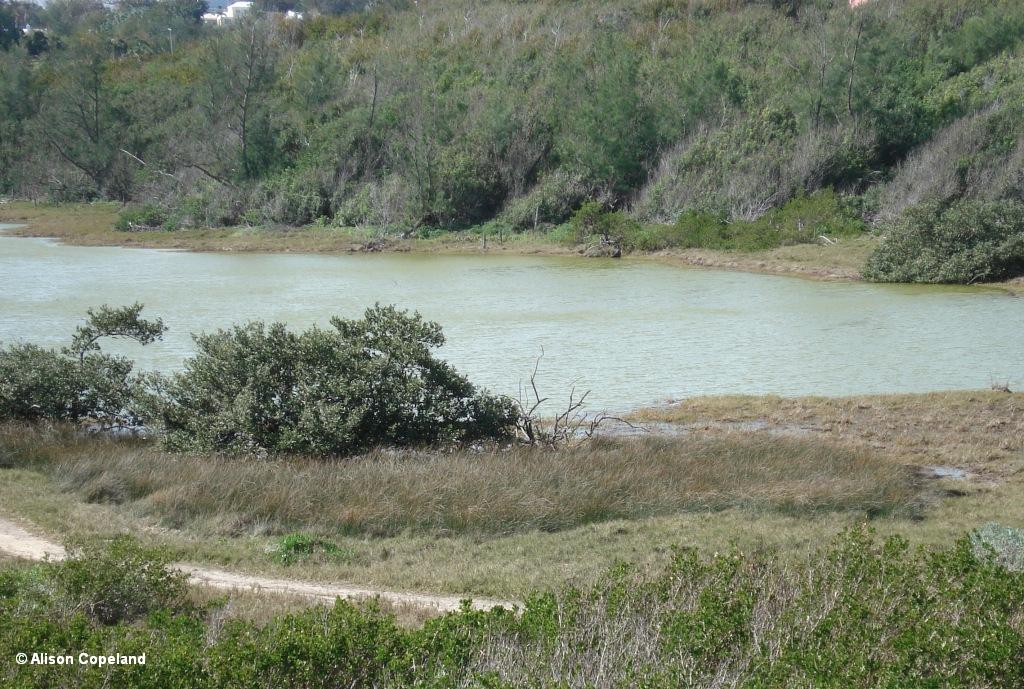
[0,516,513,613]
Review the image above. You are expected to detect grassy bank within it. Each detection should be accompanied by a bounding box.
[0,201,874,280]
[1,391,1021,599]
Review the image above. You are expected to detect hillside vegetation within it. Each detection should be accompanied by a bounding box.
[2,0,1024,281]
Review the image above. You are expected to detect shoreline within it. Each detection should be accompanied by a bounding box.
[2,201,1022,291]
[0,201,868,284]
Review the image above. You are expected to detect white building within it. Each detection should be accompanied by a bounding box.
[202,1,254,26]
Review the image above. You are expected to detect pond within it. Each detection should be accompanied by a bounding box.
[2,227,1021,411]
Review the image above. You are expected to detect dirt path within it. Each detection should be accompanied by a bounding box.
[0,517,514,613]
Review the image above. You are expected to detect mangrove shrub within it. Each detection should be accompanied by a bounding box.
[0,304,165,425]
[146,305,518,456]
[864,199,1024,283]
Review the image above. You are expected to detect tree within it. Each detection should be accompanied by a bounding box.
[0,2,19,52]
[36,36,132,198]
[201,18,278,181]
[555,35,657,202]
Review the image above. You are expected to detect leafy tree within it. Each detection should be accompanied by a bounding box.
[200,18,279,181]
[35,35,133,198]
[146,305,518,456]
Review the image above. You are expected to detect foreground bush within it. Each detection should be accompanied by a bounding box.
[864,199,1024,283]
[2,530,1022,688]
[0,304,164,426]
[145,305,517,456]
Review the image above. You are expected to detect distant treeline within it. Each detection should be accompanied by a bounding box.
[2,0,1024,279]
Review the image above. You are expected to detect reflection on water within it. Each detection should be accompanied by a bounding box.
[1,229,1021,410]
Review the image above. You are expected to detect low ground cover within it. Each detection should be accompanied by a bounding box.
[2,528,1023,689]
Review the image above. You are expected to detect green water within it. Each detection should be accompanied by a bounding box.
[1,228,1021,410]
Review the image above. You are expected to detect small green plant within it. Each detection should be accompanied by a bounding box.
[274,534,351,566]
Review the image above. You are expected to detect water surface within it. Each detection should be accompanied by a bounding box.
[2,227,1021,410]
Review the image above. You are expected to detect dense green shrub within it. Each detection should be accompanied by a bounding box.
[145,305,518,456]
[569,201,640,246]
[2,529,1023,688]
[500,171,590,232]
[274,534,351,566]
[864,199,1024,283]
[0,304,165,425]
[53,536,189,625]
[249,167,333,226]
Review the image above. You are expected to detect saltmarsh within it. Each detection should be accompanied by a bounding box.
[0,391,1021,599]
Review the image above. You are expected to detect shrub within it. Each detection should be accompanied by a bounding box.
[145,305,518,456]
[972,523,1024,571]
[499,170,590,232]
[114,204,172,231]
[863,199,1024,283]
[250,167,333,226]
[0,304,165,425]
[53,536,188,625]
[569,201,641,246]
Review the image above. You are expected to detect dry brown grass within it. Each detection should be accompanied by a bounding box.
[0,427,922,539]
[632,390,1024,480]
[2,391,1020,597]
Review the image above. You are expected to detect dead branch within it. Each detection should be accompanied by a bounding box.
[510,352,647,447]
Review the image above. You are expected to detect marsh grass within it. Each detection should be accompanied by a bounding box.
[0,425,923,539]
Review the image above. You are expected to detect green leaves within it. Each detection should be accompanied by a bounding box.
[864,199,1024,283]
[67,303,166,363]
[2,530,1024,687]
[0,303,163,425]
[149,305,517,457]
